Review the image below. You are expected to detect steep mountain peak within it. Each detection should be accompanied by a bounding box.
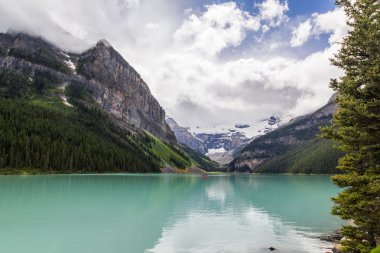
[76,37,176,144]
[96,39,112,48]
[79,37,143,88]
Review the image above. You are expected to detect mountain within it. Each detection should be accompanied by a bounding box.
[0,32,210,173]
[166,117,207,154]
[194,131,250,164]
[77,40,176,144]
[189,115,286,164]
[228,94,343,174]
[0,33,175,144]
[166,113,286,165]
[189,114,285,140]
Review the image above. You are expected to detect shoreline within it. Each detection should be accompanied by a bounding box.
[0,168,338,176]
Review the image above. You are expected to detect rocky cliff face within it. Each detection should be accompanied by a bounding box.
[76,40,176,143]
[0,33,176,144]
[166,117,207,154]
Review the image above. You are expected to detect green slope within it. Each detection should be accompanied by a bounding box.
[180,144,221,171]
[143,131,191,169]
[255,138,342,174]
[229,98,344,174]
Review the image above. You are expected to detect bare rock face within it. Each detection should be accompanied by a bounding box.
[166,117,207,154]
[76,40,176,144]
[0,33,176,144]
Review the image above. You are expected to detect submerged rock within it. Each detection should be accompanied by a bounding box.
[319,230,343,242]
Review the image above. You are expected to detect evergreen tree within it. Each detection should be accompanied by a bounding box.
[0,98,161,173]
[322,0,380,252]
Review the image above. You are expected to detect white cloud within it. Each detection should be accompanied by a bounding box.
[123,0,140,8]
[151,43,342,126]
[147,207,333,253]
[173,2,261,57]
[146,23,160,30]
[291,8,348,47]
[290,20,312,47]
[137,3,344,126]
[269,44,344,115]
[312,8,348,44]
[0,0,181,52]
[256,0,289,27]
[0,0,347,127]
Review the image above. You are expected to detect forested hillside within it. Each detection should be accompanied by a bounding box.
[229,96,344,174]
[254,138,342,174]
[0,69,211,173]
[0,97,160,173]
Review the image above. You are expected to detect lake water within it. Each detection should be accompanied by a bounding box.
[0,174,343,253]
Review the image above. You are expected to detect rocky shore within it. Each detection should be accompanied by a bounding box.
[318,230,344,253]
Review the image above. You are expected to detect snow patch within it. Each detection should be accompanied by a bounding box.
[64,59,76,73]
[62,96,73,107]
[60,52,76,74]
[207,147,227,155]
[60,52,70,58]
[189,114,292,139]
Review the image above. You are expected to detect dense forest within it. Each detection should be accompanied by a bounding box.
[0,97,161,173]
[254,138,342,174]
[0,69,210,173]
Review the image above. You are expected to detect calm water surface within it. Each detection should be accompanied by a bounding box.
[0,174,343,253]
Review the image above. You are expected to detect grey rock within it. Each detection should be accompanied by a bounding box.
[319,230,343,242]
[196,132,250,154]
[76,40,176,144]
[166,117,207,154]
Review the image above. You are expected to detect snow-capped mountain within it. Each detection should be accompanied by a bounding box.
[167,114,290,164]
[190,115,284,140]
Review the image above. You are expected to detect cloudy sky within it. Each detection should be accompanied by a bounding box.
[0,0,348,127]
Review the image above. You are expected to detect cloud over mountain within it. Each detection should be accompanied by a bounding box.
[0,0,348,127]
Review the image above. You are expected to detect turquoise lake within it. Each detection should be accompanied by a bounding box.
[0,174,343,253]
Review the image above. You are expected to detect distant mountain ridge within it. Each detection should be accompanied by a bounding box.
[229,93,343,174]
[166,115,285,165]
